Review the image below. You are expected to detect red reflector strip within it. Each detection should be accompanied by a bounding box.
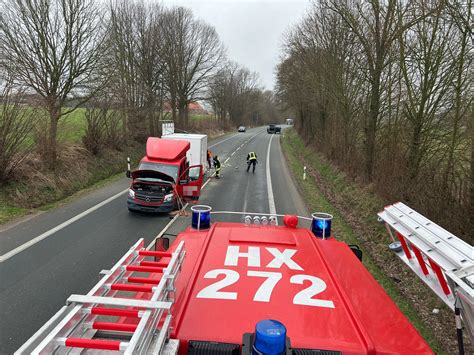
[139,250,172,258]
[127,276,161,284]
[92,322,137,332]
[111,283,154,292]
[126,265,164,273]
[91,307,139,318]
[65,338,121,351]
[140,261,169,267]
[428,258,451,295]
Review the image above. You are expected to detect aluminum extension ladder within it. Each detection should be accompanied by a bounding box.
[378,202,473,341]
[16,239,185,354]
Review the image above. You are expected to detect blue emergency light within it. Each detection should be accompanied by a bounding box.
[191,205,212,230]
[311,212,333,239]
[252,319,287,355]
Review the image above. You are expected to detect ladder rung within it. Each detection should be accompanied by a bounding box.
[92,321,138,332]
[111,283,154,293]
[61,338,126,351]
[140,261,169,267]
[126,265,164,273]
[67,294,172,310]
[127,276,161,284]
[91,307,140,318]
[139,250,172,258]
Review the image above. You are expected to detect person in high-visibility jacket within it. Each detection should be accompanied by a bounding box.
[207,149,213,170]
[213,155,221,178]
[246,151,258,173]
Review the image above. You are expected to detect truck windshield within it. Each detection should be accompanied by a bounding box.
[138,162,179,182]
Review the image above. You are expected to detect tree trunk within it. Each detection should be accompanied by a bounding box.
[365,71,381,182]
[47,106,60,170]
[184,105,189,126]
[408,123,423,180]
[470,109,474,240]
[178,105,186,125]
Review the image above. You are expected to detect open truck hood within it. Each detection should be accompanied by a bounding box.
[131,170,175,184]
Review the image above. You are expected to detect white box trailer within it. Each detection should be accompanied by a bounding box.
[161,133,208,173]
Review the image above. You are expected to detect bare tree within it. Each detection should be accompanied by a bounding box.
[207,62,261,126]
[327,0,441,181]
[0,0,105,168]
[0,80,35,182]
[107,1,167,139]
[160,7,225,125]
[398,1,453,180]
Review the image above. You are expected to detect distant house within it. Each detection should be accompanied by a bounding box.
[163,101,209,115]
[188,102,209,115]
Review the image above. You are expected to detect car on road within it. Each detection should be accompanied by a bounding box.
[267,124,281,134]
[238,125,246,132]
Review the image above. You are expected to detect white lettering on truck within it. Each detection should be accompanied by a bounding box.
[224,246,302,270]
[197,246,335,308]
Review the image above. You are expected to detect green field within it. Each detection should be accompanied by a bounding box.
[56,109,215,143]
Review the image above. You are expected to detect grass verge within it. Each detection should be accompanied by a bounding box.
[0,145,144,225]
[281,128,445,353]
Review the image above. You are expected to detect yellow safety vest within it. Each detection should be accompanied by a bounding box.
[248,152,257,161]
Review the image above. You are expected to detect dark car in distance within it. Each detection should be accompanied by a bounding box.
[267,124,281,134]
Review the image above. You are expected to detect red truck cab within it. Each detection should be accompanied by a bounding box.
[127,137,203,213]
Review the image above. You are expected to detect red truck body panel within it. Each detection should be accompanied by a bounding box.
[146,137,190,161]
[165,222,432,354]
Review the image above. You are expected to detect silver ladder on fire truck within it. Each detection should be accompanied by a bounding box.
[378,202,473,353]
[15,238,186,355]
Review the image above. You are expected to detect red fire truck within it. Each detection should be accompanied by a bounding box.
[16,204,473,354]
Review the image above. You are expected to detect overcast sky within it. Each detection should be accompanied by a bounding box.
[165,0,311,90]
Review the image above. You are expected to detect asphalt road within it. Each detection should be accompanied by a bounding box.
[0,126,308,354]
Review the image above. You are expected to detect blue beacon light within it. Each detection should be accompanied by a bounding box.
[311,212,333,239]
[191,205,212,230]
[252,319,287,355]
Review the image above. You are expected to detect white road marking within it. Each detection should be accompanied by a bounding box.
[266,134,277,224]
[0,189,129,263]
[0,129,266,262]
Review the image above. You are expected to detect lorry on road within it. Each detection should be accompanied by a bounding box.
[126,137,204,213]
[267,124,281,134]
[18,203,471,354]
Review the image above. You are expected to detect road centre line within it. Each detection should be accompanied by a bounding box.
[0,130,265,262]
